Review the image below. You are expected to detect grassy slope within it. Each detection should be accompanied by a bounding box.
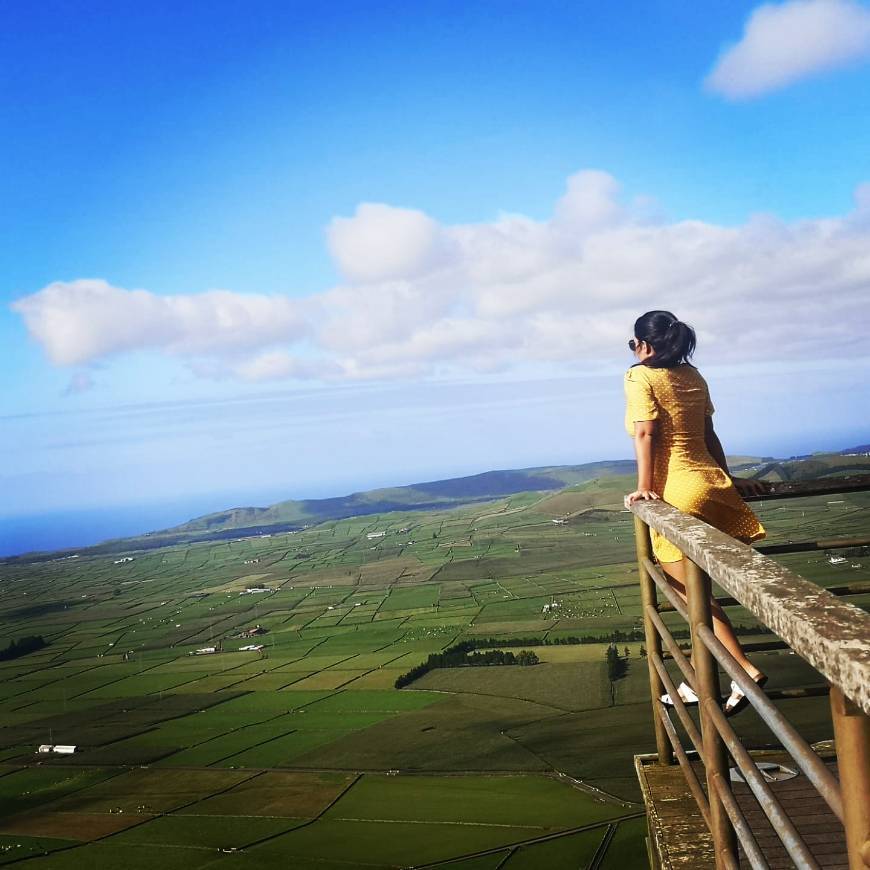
[0,481,864,867]
[6,449,869,562]
[153,449,870,538]
[168,462,639,534]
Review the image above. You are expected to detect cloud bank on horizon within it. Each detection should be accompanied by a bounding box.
[706,0,870,99]
[12,169,870,387]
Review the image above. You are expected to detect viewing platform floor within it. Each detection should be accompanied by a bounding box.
[636,747,847,869]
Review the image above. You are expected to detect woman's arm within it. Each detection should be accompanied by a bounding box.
[626,420,660,505]
[704,417,729,474]
[705,418,769,497]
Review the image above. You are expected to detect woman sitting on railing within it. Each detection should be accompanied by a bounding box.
[623,310,770,716]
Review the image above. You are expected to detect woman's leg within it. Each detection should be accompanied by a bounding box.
[660,558,765,681]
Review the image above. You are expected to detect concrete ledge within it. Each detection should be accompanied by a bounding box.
[631,499,870,715]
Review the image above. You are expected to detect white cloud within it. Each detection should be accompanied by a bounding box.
[854,181,870,212]
[327,202,444,283]
[11,169,870,383]
[553,169,625,231]
[12,279,308,365]
[706,0,870,99]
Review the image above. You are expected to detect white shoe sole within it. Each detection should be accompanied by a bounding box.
[660,682,699,707]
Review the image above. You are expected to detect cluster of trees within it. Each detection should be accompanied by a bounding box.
[604,642,631,705]
[395,641,540,689]
[471,636,551,648]
[633,621,772,662]
[466,649,540,667]
[605,643,629,682]
[0,635,46,662]
[470,628,648,649]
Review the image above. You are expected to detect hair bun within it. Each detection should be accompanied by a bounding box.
[632,310,696,368]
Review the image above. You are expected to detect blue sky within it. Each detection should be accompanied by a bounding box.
[3,0,870,531]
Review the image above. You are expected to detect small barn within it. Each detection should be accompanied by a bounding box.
[37,744,76,755]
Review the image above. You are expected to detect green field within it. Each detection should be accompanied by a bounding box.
[0,467,866,867]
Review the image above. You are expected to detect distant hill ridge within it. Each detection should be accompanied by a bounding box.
[5,443,868,562]
[840,444,870,455]
[171,442,870,540]
[165,461,638,535]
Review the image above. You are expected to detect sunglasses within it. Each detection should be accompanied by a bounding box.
[628,339,640,351]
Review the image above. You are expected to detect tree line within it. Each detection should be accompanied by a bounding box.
[395,641,539,689]
[394,621,774,690]
[0,635,46,661]
[605,642,629,682]
[469,628,647,648]
[468,621,773,651]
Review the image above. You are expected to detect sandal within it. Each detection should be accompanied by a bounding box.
[660,681,699,707]
[724,673,768,717]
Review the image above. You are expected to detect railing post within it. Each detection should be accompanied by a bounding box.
[634,514,673,766]
[830,685,870,870]
[685,557,737,869]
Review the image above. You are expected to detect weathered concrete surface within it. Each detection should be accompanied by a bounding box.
[637,750,848,868]
[631,500,870,716]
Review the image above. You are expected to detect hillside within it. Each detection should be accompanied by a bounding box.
[167,445,870,540]
[735,448,870,482]
[162,461,638,535]
[5,446,869,562]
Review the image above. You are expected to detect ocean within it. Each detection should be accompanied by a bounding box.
[0,497,257,558]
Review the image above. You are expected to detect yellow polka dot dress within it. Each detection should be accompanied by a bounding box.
[624,364,765,563]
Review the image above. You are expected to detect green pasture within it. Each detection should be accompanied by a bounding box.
[176,770,356,817]
[0,484,864,866]
[0,835,80,865]
[326,773,624,828]
[502,828,611,869]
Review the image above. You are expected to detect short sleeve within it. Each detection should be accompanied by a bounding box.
[624,367,658,436]
[699,372,715,416]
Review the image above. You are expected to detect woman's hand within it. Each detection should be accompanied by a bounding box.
[731,477,770,498]
[624,489,661,508]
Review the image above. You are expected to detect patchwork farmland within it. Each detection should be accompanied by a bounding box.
[0,475,867,868]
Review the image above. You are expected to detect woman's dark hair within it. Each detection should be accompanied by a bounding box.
[633,310,696,368]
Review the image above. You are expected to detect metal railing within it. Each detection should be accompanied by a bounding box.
[631,475,870,869]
